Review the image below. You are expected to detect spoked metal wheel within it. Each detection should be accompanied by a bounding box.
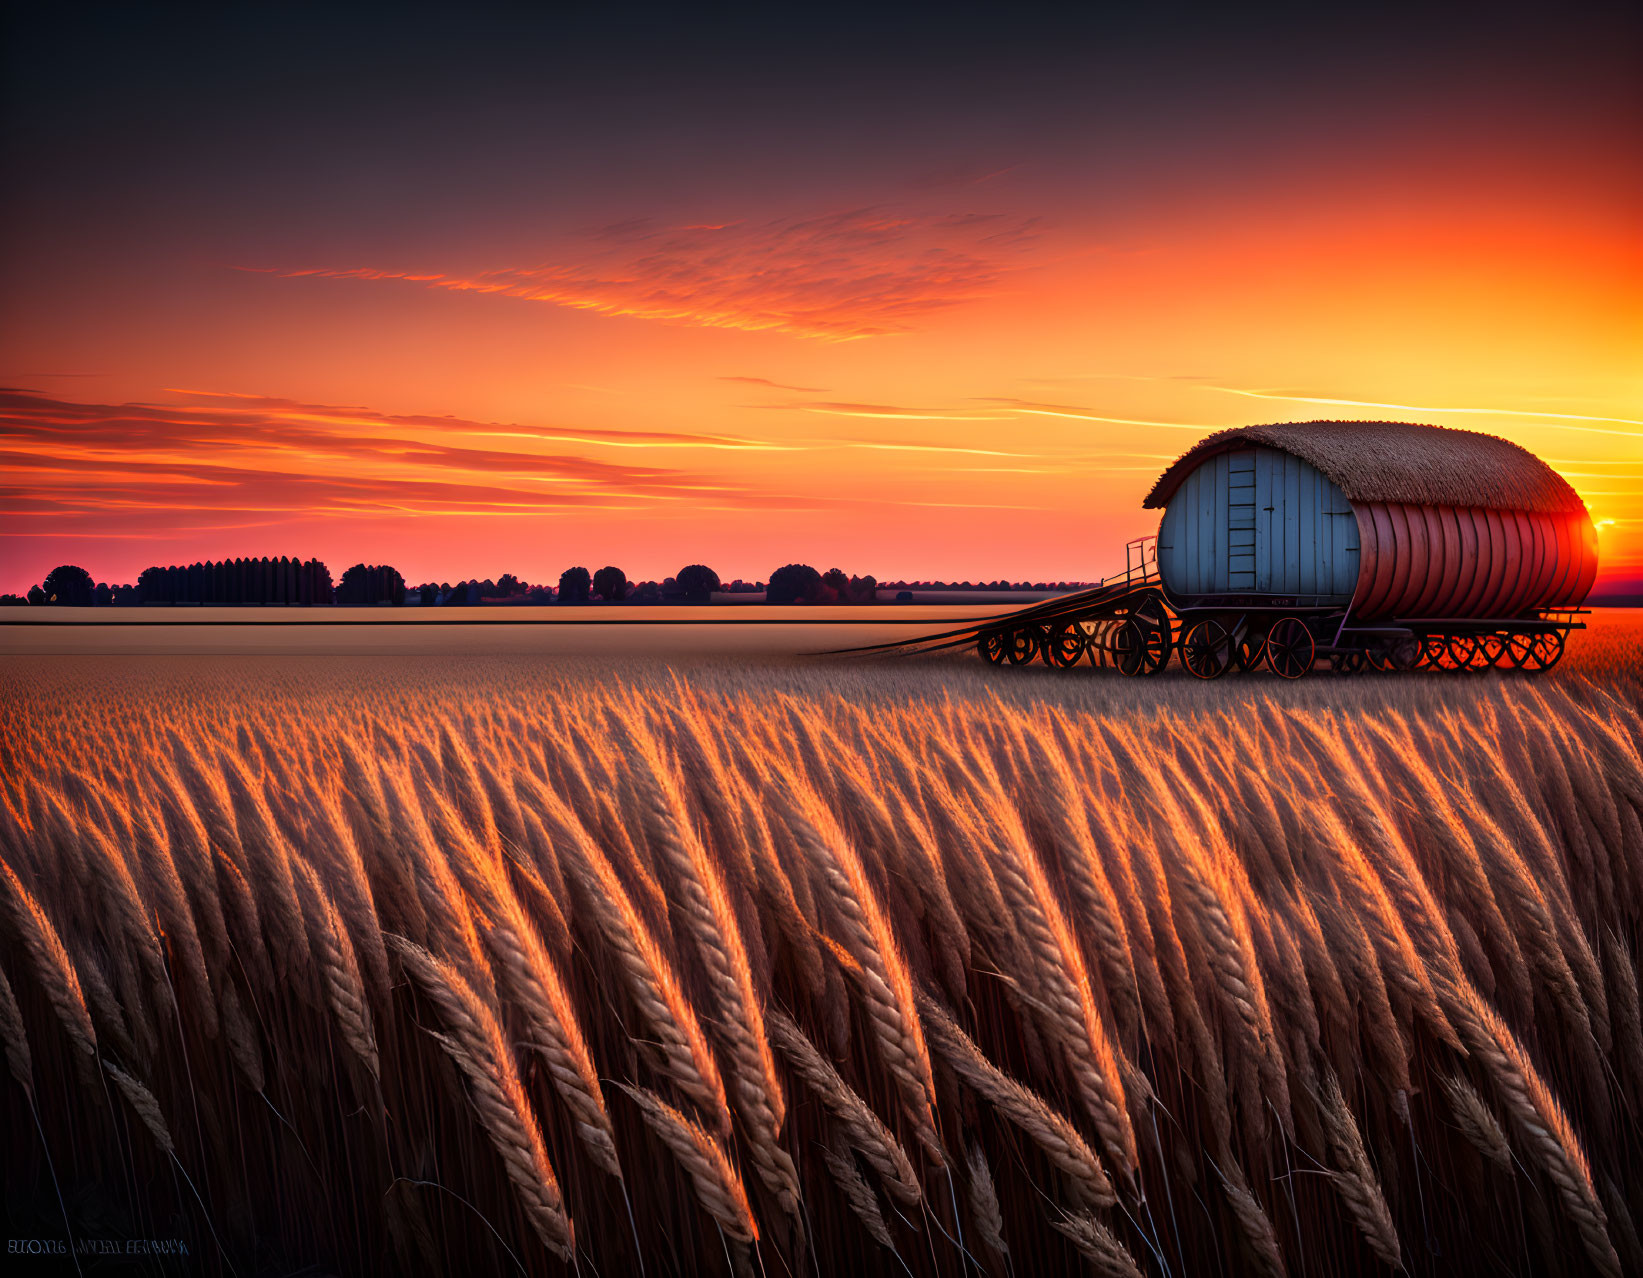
[979,631,1010,666]
[1517,630,1565,673]
[1044,622,1088,668]
[1005,627,1041,665]
[1113,618,1171,677]
[1264,617,1315,679]
[1113,620,1147,676]
[1133,615,1173,675]
[1181,619,1234,680]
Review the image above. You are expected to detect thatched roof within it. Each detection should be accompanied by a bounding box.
[1142,420,1587,516]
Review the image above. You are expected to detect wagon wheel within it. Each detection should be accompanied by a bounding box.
[1518,630,1565,674]
[1005,627,1041,665]
[1113,619,1152,677]
[1264,617,1315,679]
[1476,632,1508,668]
[1415,634,1442,671]
[1044,622,1087,668]
[1332,650,1365,675]
[1504,631,1535,669]
[1387,636,1422,673]
[978,631,1010,666]
[1137,613,1173,675]
[1442,634,1479,673]
[1181,620,1234,680]
[1364,647,1392,673]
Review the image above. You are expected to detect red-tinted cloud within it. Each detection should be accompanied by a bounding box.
[241,207,1041,340]
[0,389,857,548]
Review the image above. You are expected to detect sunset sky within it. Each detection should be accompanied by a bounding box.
[2,3,1639,593]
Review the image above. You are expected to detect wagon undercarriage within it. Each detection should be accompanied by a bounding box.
[856,537,1585,679]
[1003,602,1582,680]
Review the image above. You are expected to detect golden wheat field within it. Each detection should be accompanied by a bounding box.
[1,617,1641,1276]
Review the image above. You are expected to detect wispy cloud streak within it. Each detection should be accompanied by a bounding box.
[240,207,1039,340]
[1206,387,1643,435]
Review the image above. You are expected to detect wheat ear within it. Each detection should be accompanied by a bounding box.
[918,992,1113,1206]
[768,1009,922,1208]
[619,1083,759,1245]
[390,935,574,1260]
[1052,1211,1144,1278]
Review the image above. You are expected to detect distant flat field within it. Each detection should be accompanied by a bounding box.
[0,603,1015,658]
[2,604,1638,671]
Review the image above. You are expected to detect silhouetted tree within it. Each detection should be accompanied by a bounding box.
[592,565,628,602]
[674,564,720,603]
[94,582,112,606]
[0,594,26,606]
[336,563,406,605]
[816,568,878,604]
[27,586,45,605]
[630,580,661,603]
[558,566,592,603]
[42,565,94,606]
[767,563,823,604]
[495,573,522,597]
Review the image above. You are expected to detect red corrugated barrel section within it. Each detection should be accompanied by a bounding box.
[1350,502,1598,621]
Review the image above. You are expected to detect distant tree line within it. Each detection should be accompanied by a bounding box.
[133,557,336,605]
[2,558,1096,607]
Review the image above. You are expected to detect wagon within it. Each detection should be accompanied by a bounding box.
[877,420,1597,677]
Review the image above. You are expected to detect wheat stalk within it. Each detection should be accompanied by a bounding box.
[822,1140,896,1251]
[292,857,380,1083]
[773,780,942,1163]
[918,992,1113,1206]
[1441,1075,1512,1169]
[0,961,33,1094]
[619,1083,759,1245]
[966,1144,1007,1258]
[767,1009,922,1208]
[1319,1069,1403,1269]
[390,935,574,1260]
[619,713,797,1215]
[0,858,95,1058]
[105,1060,176,1155]
[1051,1211,1144,1278]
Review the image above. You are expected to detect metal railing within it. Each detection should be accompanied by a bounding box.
[1115,535,1160,588]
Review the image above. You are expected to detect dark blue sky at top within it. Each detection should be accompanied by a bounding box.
[5,3,1637,230]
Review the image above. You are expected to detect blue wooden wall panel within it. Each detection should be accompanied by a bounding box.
[1158,446,1359,602]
